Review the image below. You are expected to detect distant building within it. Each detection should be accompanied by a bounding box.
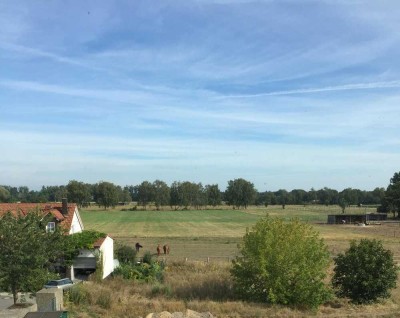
[327,213,387,224]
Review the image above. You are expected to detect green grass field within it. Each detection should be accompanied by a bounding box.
[80,204,396,261]
[76,204,400,317]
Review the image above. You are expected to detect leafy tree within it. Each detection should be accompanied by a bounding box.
[384,172,400,217]
[317,187,338,205]
[307,187,318,203]
[332,239,397,304]
[67,180,92,207]
[205,184,222,207]
[137,181,154,209]
[119,188,132,204]
[275,189,290,208]
[169,181,181,210]
[0,186,10,202]
[124,185,138,202]
[96,181,119,209]
[338,198,347,214]
[231,216,331,309]
[371,187,385,204]
[340,188,359,206]
[180,182,205,209]
[0,210,68,304]
[290,189,308,205]
[153,180,170,210]
[225,178,257,209]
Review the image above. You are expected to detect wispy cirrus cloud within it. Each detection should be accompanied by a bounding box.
[1,1,400,190]
[217,81,400,98]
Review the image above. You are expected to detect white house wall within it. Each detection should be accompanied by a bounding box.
[99,236,114,279]
[69,207,84,234]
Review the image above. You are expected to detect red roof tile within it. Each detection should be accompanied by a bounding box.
[0,203,77,232]
[94,236,106,248]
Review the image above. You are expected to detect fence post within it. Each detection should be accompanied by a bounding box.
[207,257,210,263]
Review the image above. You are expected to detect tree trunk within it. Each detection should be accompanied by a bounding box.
[11,284,17,305]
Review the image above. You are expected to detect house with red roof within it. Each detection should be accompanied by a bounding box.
[0,199,114,279]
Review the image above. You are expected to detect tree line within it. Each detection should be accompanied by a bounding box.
[1,173,399,212]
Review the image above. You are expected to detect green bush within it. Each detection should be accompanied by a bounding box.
[231,216,331,309]
[332,239,398,304]
[142,251,153,265]
[114,261,164,283]
[115,244,137,264]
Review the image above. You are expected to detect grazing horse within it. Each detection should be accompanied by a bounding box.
[135,242,143,252]
[157,244,161,256]
[163,244,170,255]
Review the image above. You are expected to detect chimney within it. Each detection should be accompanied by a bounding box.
[62,198,68,215]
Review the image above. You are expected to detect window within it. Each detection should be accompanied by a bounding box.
[46,222,55,233]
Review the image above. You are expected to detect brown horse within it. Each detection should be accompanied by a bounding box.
[157,244,161,256]
[135,242,143,252]
[163,244,170,255]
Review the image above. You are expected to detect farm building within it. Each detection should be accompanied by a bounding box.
[0,199,114,279]
[327,213,387,224]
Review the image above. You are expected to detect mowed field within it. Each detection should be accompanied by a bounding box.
[80,204,400,261]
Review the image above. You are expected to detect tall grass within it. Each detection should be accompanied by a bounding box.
[66,261,400,318]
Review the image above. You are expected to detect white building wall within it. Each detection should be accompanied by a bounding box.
[99,236,114,279]
[68,208,84,234]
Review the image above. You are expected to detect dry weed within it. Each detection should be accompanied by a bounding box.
[66,260,400,318]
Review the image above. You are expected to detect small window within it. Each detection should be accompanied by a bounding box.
[46,222,55,233]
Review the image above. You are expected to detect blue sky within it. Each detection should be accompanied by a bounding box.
[1,1,399,191]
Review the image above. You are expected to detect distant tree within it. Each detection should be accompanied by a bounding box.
[96,181,119,209]
[340,188,359,206]
[0,186,10,202]
[67,180,92,207]
[338,198,347,214]
[0,210,68,304]
[307,187,318,203]
[267,192,277,205]
[18,186,30,202]
[137,181,154,209]
[120,189,132,203]
[179,181,203,209]
[231,216,331,309]
[205,184,222,207]
[225,178,257,209]
[169,181,181,210]
[333,239,397,304]
[275,189,290,209]
[290,189,308,205]
[372,187,385,204]
[317,187,338,205]
[384,172,400,218]
[39,185,68,202]
[123,185,138,202]
[255,191,266,206]
[153,180,170,210]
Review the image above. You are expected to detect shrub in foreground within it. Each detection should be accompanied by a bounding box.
[114,261,164,283]
[332,239,398,304]
[231,216,331,309]
[115,244,137,264]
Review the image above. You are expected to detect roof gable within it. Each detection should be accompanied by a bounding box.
[0,203,78,232]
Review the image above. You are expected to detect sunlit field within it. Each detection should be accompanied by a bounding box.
[80,204,399,260]
[75,204,400,318]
